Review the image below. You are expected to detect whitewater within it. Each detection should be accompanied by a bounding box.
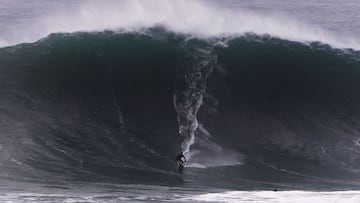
[0,0,360,49]
[1,0,360,202]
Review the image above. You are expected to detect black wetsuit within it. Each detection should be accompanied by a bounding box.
[175,154,186,164]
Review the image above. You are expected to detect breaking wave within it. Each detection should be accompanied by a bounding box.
[0,27,360,189]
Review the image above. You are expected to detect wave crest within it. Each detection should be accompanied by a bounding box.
[1,0,360,50]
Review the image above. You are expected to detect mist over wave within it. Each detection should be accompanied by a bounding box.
[1,0,360,50]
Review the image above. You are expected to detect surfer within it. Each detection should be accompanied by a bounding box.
[174,152,186,165]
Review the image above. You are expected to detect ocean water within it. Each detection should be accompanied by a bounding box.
[1,0,360,202]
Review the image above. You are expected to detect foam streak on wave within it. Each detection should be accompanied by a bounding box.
[173,43,242,167]
[1,0,360,50]
[173,46,215,156]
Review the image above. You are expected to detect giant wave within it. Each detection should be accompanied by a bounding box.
[0,28,360,190]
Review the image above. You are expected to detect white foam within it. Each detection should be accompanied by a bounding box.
[182,190,360,203]
[2,188,360,202]
[1,0,360,49]
[185,148,243,169]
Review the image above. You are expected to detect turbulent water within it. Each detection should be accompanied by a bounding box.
[1,0,360,202]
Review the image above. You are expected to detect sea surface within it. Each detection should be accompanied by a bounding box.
[1,0,360,202]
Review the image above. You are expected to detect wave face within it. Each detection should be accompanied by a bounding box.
[1,29,360,189]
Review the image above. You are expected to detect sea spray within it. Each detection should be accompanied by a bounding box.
[1,0,360,50]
